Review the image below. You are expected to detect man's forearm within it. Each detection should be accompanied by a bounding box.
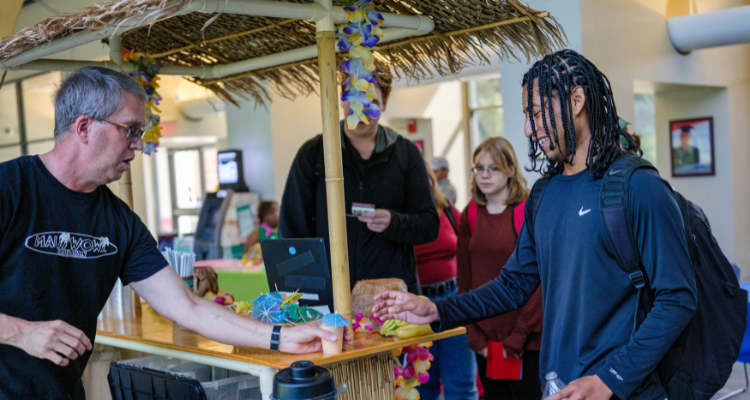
[0,313,28,348]
[432,272,538,333]
[172,297,275,349]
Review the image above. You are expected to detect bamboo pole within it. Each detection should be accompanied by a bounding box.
[117,169,143,317]
[112,34,142,317]
[315,0,352,325]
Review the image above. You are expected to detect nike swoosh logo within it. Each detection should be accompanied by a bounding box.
[609,169,622,176]
[579,207,592,216]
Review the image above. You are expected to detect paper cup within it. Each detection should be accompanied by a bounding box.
[320,324,344,355]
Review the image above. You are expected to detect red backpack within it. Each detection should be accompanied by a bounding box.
[467,199,526,237]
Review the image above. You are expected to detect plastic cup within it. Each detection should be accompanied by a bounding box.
[320,324,344,355]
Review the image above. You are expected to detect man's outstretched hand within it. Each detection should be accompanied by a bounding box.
[372,291,439,325]
[280,322,353,354]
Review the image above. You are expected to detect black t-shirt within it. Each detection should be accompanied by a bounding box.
[0,156,168,399]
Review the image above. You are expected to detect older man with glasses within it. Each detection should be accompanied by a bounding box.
[0,67,348,400]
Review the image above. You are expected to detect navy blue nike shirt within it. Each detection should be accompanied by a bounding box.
[433,167,697,400]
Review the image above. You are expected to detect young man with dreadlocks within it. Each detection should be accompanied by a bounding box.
[372,49,697,400]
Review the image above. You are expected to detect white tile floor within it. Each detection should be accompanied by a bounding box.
[713,363,750,400]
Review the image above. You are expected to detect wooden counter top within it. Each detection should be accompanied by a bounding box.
[96,306,465,369]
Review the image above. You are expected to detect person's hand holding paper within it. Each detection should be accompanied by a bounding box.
[358,209,392,233]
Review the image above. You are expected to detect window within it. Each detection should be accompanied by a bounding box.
[154,146,219,235]
[0,72,61,162]
[468,74,503,149]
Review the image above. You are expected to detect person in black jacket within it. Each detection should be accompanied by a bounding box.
[279,71,440,293]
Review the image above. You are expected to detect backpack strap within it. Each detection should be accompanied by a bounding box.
[468,198,526,237]
[444,203,458,235]
[600,155,657,291]
[513,199,526,237]
[468,200,478,234]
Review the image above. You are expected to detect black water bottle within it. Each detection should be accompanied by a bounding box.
[271,361,347,400]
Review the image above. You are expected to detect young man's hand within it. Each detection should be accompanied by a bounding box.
[279,322,353,354]
[372,291,439,325]
[358,210,391,233]
[544,375,613,400]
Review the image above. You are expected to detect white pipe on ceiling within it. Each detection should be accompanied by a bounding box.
[668,5,750,53]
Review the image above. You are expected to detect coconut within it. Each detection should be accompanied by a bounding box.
[351,279,407,318]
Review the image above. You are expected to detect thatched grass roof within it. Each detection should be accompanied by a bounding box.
[0,0,565,104]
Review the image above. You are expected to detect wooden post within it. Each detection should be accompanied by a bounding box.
[118,169,143,316]
[111,35,142,316]
[118,170,134,209]
[315,0,353,324]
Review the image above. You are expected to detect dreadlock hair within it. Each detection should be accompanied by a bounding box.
[522,49,637,177]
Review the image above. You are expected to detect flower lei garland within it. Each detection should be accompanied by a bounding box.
[353,313,433,400]
[394,343,434,400]
[124,51,163,155]
[337,0,385,130]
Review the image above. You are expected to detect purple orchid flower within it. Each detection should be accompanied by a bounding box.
[367,9,384,26]
[142,141,158,155]
[342,88,371,107]
[362,103,380,119]
[336,32,353,51]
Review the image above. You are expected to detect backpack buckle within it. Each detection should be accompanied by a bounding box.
[629,271,645,289]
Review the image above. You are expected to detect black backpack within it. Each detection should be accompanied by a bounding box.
[528,155,747,400]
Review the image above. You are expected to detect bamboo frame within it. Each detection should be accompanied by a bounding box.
[117,169,143,316]
[315,1,353,325]
[327,352,396,400]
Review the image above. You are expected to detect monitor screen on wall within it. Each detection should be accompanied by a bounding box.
[217,150,248,191]
[218,151,239,184]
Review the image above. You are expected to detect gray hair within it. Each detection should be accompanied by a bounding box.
[53,66,147,139]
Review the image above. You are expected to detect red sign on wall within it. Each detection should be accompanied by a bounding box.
[407,119,418,134]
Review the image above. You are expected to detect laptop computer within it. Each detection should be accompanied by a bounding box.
[260,238,334,315]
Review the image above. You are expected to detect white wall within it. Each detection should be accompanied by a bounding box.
[226,99,277,200]
[383,81,469,210]
[156,76,228,141]
[269,94,324,202]
[655,87,734,258]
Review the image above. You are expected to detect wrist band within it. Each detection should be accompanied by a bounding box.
[270,325,282,351]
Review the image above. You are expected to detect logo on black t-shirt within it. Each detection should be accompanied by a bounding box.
[24,232,118,259]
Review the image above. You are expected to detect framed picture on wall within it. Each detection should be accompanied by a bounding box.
[670,117,715,177]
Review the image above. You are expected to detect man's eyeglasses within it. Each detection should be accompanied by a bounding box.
[100,119,145,143]
[471,166,502,175]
